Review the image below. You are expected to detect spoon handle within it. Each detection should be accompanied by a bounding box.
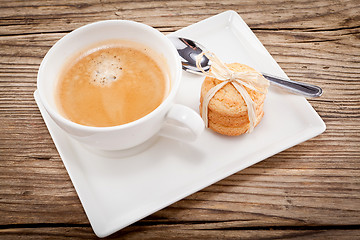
[261,73,323,97]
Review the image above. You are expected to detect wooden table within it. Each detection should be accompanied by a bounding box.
[1,0,359,239]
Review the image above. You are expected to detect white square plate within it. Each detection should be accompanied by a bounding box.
[34,10,325,238]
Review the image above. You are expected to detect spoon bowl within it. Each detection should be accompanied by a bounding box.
[169,37,211,72]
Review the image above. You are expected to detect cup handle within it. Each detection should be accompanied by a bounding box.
[159,104,205,142]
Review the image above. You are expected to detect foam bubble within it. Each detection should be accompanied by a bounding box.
[90,53,123,86]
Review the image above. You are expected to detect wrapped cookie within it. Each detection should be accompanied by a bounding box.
[197,52,269,136]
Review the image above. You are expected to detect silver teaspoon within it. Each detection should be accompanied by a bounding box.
[168,37,322,97]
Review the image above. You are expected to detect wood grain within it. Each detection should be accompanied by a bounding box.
[0,0,359,239]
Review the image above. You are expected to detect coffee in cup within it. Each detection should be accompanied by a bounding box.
[56,40,170,127]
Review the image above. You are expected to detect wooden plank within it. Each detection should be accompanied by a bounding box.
[0,227,359,239]
[0,0,359,35]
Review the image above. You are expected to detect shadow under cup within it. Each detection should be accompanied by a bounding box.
[37,20,183,151]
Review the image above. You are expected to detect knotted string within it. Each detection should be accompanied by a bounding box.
[196,51,269,133]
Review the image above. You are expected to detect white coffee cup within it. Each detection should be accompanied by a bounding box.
[37,20,204,151]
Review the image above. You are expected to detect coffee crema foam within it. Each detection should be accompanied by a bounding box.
[90,52,123,86]
[56,40,170,127]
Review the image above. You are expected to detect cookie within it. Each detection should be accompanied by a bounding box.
[208,110,264,136]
